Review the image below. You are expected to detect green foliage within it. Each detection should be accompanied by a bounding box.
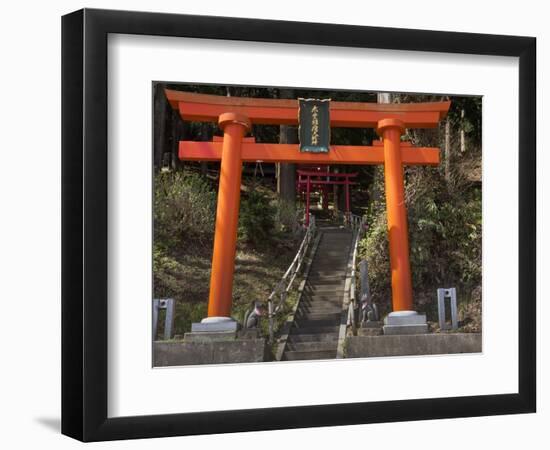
[174,301,208,337]
[153,245,183,297]
[359,164,482,323]
[274,198,300,233]
[358,169,391,316]
[408,175,482,289]
[153,171,216,249]
[357,94,482,327]
[153,171,216,305]
[448,96,483,144]
[153,171,297,336]
[238,190,276,245]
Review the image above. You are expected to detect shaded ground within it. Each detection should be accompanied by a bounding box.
[152,171,300,337]
[155,235,298,337]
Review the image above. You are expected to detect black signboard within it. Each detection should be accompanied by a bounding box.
[298,98,331,153]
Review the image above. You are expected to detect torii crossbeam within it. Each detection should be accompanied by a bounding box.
[165,89,450,330]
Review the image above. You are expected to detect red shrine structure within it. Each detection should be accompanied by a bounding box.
[165,89,450,331]
[297,166,357,226]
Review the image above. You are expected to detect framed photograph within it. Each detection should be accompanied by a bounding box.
[62,8,536,442]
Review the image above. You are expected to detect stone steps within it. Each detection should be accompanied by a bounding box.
[297,312,342,320]
[300,296,343,303]
[310,262,348,268]
[302,288,343,294]
[279,227,353,362]
[299,306,342,313]
[294,318,342,328]
[285,341,339,352]
[285,333,339,343]
[301,307,342,315]
[308,271,348,278]
[298,306,343,315]
[302,293,344,301]
[306,276,347,283]
[297,310,342,318]
[282,349,336,361]
[311,251,350,257]
[303,286,345,294]
[288,325,340,335]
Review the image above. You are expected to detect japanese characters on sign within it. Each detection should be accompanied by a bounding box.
[298,98,331,153]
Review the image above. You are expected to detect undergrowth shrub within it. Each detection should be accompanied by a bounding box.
[359,163,482,323]
[238,190,276,245]
[274,198,300,234]
[153,170,216,249]
[153,170,216,302]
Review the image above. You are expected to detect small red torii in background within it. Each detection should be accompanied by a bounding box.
[296,167,358,225]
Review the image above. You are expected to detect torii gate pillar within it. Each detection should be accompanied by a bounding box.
[377,118,413,312]
[377,118,427,333]
[192,113,250,331]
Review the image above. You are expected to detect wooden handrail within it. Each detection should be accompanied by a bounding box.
[347,214,366,330]
[266,215,317,343]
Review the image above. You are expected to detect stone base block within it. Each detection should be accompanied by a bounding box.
[184,331,236,342]
[358,321,383,336]
[357,327,383,337]
[154,338,269,366]
[361,320,383,328]
[238,329,261,339]
[345,333,482,358]
[191,316,239,332]
[383,311,428,335]
[383,324,429,335]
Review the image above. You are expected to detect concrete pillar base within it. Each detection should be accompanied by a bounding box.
[184,331,237,342]
[191,316,239,333]
[345,333,482,358]
[361,320,383,329]
[383,310,428,335]
[154,337,269,366]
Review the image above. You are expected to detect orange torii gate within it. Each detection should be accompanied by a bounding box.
[165,90,450,331]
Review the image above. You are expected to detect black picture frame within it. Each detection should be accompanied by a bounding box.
[61,8,536,442]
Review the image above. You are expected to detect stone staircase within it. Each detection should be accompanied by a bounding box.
[281,228,353,361]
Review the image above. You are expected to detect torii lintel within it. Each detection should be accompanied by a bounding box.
[179,140,440,166]
[165,89,450,128]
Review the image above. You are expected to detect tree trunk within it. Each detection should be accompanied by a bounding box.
[444,118,451,182]
[371,93,392,202]
[377,92,391,104]
[333,167,340,215]
[460,108,466,153]
[277,89,297,205]
[199,122,212,176]
[169,108,184,170]
[337,168,346,211]
[153,83,168,172]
